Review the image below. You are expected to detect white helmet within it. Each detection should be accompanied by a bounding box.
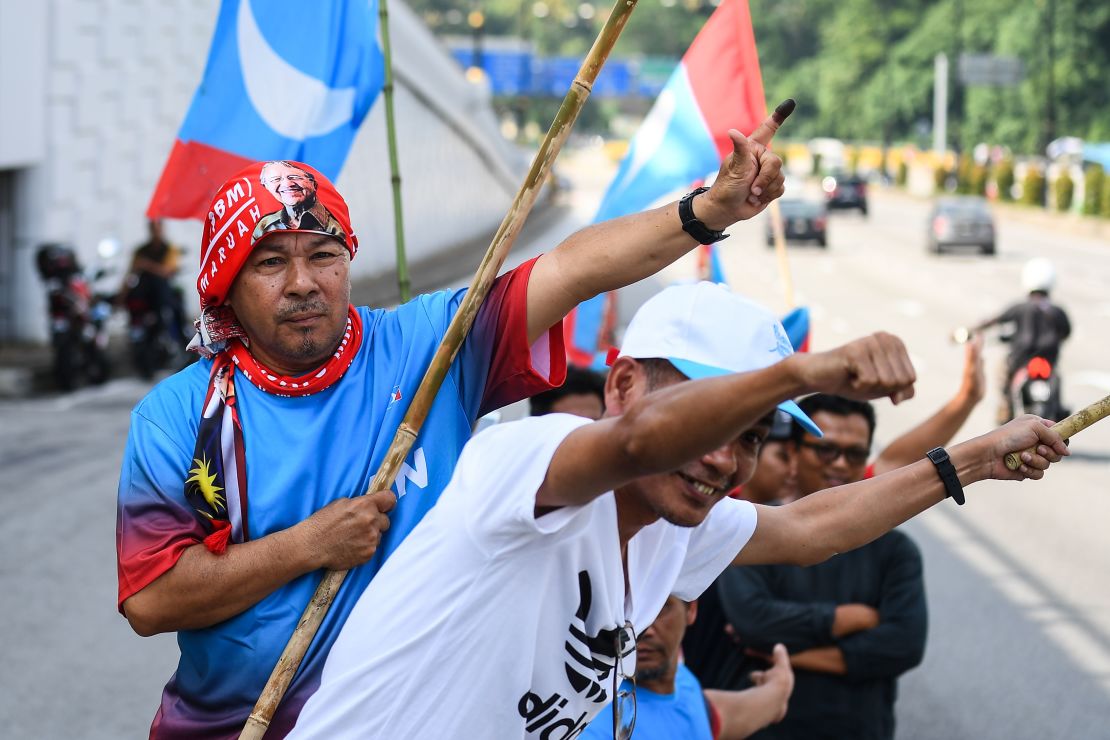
[1022,258,1056,294]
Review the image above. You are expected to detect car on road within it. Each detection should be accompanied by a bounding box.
[766,198,828,247]
[927,196,996,255]
[821,172,868,215]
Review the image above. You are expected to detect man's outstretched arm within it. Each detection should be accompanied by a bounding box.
[537,332,918,510]
[872,334,986,475]
[524,103,793,343]
[737,416,1067,568]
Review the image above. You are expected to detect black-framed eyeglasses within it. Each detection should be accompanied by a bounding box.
[799,440,870,467]
[612,620,637,740]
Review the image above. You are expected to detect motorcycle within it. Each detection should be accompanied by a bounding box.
[952,326,1066,422]
[121,269,187,380]
[1007,356,1065,422]
[35,244,114,391]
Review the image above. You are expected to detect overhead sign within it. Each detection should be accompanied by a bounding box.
[958,54,1024,87]
[534,57,633,98]
[450,48,533,95]
[448,43,671,99]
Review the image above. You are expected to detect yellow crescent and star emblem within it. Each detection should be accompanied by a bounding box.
[186,453,227,517]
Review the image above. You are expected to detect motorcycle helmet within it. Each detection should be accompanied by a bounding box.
[1021,258,1056,294]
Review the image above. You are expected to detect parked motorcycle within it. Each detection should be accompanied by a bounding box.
[35,243,114,391]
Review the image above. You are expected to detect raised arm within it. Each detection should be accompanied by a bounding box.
[737,417,1068,567]
[706,644,794,740]
[524,103,794,343]
[872,334,985,475]
[537,332,917,510]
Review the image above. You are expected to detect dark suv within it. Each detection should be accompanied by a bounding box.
[822,172,868,215]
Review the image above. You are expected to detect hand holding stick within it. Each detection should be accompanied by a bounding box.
[1004,393,1110,470]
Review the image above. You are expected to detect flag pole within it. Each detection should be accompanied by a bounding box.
[378,0,410,302]
[240,1,642,735]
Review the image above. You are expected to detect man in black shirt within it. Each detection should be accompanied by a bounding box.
[691,395,927,740]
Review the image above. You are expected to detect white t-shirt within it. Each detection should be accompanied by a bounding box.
[289,414,758,739]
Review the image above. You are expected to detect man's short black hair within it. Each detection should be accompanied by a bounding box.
[791,393,876,445]
[530,367,607,416]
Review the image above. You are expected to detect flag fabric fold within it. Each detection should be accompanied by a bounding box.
[148,0,384,219]
[566,0,766,364]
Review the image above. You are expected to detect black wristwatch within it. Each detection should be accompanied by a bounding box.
[678,186,730,245]
[926,447,965,505]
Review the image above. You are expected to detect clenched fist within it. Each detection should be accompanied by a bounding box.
[791,332,917,405]
[299,489,397,571]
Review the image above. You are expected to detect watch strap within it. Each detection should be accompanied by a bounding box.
[678,187,730,245]
[926,447,965,505]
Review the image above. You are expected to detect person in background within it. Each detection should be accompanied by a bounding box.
[580,595,794,740]
[973,257,1071,423]
[738,410,798,505]
[530,366,607,420]
[124,218,188,341]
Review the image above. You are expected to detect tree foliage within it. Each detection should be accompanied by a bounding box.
[411,0,1110,152]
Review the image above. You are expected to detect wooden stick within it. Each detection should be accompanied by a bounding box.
[768,198,794,308]
[240,2,641,736]
[378,0,411,302]
[1004,393,1110,470]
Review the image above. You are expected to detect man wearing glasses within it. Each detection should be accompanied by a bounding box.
[710,394,932,740]
[287,283,1066,740]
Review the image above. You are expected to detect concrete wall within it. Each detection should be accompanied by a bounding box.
[1,0,524,342]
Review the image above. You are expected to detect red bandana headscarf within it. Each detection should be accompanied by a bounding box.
[185,161,364,553]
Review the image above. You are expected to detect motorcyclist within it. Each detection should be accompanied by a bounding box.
[122,219,188,343]
[974,258,1071,422]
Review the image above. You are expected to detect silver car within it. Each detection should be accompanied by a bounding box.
[927,196,996,255]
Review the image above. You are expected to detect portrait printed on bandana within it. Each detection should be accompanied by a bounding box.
[252,160,348,243]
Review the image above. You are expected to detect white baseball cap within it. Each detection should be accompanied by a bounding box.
[615,282,822,437]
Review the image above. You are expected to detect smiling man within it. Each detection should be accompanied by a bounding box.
[286,283,1066,740]
[253,160,346,239]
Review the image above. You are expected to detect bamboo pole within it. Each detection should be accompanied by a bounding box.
[1003,393,1110,471]
[240,1,642,735]
[379,0,410,302]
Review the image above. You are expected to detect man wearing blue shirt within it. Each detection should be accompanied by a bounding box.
[582,596,794,740]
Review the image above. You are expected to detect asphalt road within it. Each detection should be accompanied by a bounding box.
[2,147,1110,738]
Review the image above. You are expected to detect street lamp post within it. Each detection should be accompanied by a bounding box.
[1043,0,1057,152]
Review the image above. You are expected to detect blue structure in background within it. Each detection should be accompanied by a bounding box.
[449,46,673,99]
